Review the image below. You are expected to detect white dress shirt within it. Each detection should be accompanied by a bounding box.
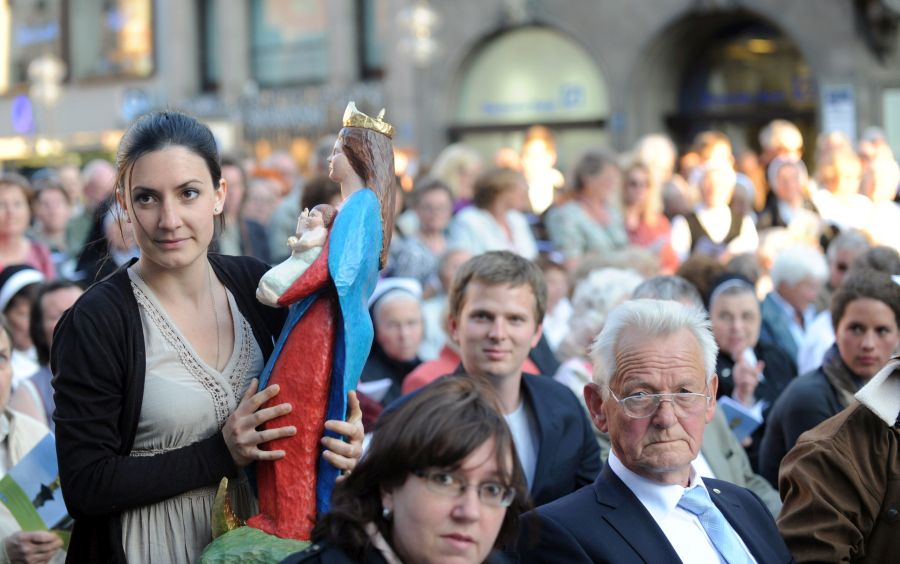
[608,451,756,563]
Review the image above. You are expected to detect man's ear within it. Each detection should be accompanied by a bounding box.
[584,383,609,433]
[448,315,460,345]
[530,323,543,349]
[706,374,719,423]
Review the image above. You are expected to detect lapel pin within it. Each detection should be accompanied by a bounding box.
[713,488,721,494]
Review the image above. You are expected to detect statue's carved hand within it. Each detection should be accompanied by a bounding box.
[321,391,364,479]
[223,379,297,467]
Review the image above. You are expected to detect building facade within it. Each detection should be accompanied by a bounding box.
[1,0,899,170]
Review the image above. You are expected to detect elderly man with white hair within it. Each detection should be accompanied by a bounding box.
[517,300,790,563]
[759,245,828,364]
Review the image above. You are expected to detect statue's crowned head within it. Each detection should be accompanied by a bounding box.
[342,102,395,139]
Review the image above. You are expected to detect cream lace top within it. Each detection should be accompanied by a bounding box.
[120,269,264,563]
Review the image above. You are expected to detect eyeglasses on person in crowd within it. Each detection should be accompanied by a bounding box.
[607,387,711,419]
[412,469,516,507]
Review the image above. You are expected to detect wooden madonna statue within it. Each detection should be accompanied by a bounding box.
[200,102,396,562]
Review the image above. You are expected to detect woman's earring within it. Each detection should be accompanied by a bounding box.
[382,507,393,521]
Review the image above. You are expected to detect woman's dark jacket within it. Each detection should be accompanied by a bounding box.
[51,254,286,563]
[715,341,797,471]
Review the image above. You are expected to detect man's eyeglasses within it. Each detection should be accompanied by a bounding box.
[607,388,711,419]
[412,469,516,507]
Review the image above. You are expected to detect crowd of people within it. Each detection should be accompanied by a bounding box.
[0,112,898,563]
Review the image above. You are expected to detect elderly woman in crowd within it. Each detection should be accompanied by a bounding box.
[544,150,628,270]
[621,161,678,273]
[759,245,828,364]
[448,168,537,259]
[708,274,797,468]
[0,175,55,279]
[285,375,527,563]
[360,278,425,407]
[759,267,900,485]
[0,314,65,563]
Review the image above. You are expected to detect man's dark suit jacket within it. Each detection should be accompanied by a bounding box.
[516,464,793,563]
[381,372,600,507]
[517,373,601,506]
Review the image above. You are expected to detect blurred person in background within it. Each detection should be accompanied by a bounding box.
[67,159,116,255]
[633,133,677,190]
[759,245,828,364]
[756,157,821,242]
[544,150,627,270]
[285,376,526,563]
[217,158,271,263]
[388,178,454,294]
[862,153,900,251]
[243,175,281,227]
[0,265,45,383]
[361,279,425,408]
[812,145,872,232]
[675,253,726,307]
[0,313,65,563]
[759,267,900,485]
[448,168,537,260]
[0,175,55,279]
[735,150,767,213]
[670,160,759,264]
[813,229,871,312]
[29,178,74,272]
[56,163,84,214]
[9,280,82,431]
[799,246,900,376]
[431,143,483,214]
[622,161,679,273]
[757,119,805,210]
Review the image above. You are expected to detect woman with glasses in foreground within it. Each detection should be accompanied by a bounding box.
[284,376,527,563]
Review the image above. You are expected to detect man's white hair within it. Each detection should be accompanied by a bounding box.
[770,245,828,287]
[589,300,718,395]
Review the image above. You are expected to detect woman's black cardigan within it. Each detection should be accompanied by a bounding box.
[51,254,286,563]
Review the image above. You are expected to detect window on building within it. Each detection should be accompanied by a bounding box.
[67,0,154,81]
[198,0,219,91]
[250,0,328,87]
[358,0,387,78]
[0,0,65,94]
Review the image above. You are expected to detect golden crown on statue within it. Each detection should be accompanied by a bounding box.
[342,101,396,139]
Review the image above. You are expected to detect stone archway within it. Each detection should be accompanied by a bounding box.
[630,9,818,154]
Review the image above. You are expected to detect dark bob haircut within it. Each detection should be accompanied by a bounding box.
[312,375,528,559]
[831,267,900,331]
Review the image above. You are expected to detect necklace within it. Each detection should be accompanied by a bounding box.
[208,263,221,371]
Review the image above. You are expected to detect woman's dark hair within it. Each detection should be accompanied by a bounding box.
[831,267,900,330]
[472,168,524,210]
[116,110,224,235]
[312,375,529,559]
[301,175,342,213]
[569,150,618,194]
[338,126,396,267]
[30,280,81,366]
[410,176,453,208]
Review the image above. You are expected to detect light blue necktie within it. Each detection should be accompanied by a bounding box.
[678,486,755,564]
